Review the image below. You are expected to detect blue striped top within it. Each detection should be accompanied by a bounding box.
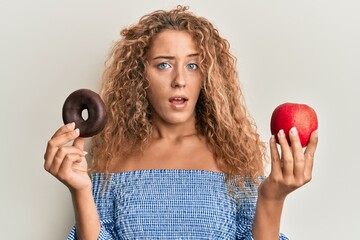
[67,170,288,239]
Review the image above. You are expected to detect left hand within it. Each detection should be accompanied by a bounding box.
[258,127,318,202]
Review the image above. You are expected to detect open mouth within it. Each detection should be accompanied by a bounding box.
[169,97,189,104]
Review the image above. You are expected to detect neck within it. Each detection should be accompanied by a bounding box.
[151,116,198,141]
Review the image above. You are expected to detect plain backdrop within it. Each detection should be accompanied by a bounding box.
[1,0,359,239]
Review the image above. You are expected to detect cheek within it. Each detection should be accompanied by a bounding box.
[191,78,203,97]
[146,85,165,107]
[146,88,156,105]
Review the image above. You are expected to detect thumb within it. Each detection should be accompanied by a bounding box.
[73,137,85,151]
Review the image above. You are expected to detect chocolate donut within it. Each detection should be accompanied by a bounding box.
[62,89,107,138]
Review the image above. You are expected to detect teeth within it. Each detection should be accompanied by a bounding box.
[170,97,188,103]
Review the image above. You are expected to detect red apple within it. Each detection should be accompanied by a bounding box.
[270,102,318,147]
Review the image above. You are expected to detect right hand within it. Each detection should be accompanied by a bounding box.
[44,122,91,193]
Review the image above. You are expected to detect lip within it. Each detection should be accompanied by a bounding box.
[168,95,189,102]
[168,95,189,110]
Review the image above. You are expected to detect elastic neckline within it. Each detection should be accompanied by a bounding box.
[92,169,226,176]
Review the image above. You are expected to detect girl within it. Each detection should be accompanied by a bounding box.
[44,6,318,239]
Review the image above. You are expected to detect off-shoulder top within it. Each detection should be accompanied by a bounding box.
[67,170,288,239]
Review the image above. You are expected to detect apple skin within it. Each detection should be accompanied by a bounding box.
[270,103,318,147]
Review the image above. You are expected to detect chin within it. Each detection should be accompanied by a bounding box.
[162,112,195,125]
[166,117,192,125]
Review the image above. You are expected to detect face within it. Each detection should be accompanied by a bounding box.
[145,30,203,126]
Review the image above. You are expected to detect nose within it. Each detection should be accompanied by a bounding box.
[171,67,186,88]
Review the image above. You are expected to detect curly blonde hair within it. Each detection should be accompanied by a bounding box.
[90,6,266,189]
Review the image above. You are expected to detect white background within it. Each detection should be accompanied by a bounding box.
[1,0,359,239]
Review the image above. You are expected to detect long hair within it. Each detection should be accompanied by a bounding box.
[90,6,266,190]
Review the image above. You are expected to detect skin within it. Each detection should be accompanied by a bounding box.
[253,128,318,239]
[146,30,202,129]
[112,30,219,173]
[44,123,99,239]
[44,29,318,239]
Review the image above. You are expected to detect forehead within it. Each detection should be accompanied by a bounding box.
[147,30,199,57]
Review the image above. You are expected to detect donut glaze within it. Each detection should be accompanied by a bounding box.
[62,89,106,138]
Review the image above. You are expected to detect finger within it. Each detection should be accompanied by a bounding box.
[277,129,294,177]
[44,123,75,161]
[73,137,85,151]
[57,154,84,183]
[51,128,80,146]
[303,130,318,181]
[44,128,80,161]
[269,135,282,177]
[289,127,305,179]
[48,146,86,174]
[51,122,76,139]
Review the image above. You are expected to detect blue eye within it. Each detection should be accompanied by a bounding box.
[157,62,170,69]
[187,63,198,70]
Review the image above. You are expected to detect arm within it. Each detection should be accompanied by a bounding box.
[44,123,100,239]
[67,173,117,240]
[71,189,101,240]
[252,127,318,239]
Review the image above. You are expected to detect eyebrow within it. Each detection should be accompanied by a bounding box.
[152,53,200,60]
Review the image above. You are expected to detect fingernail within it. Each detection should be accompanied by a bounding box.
[290,127,298,135]
[278,129,285,138]
[67,122,75,129]
[83,151,88,156]
[74,128,80,135]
